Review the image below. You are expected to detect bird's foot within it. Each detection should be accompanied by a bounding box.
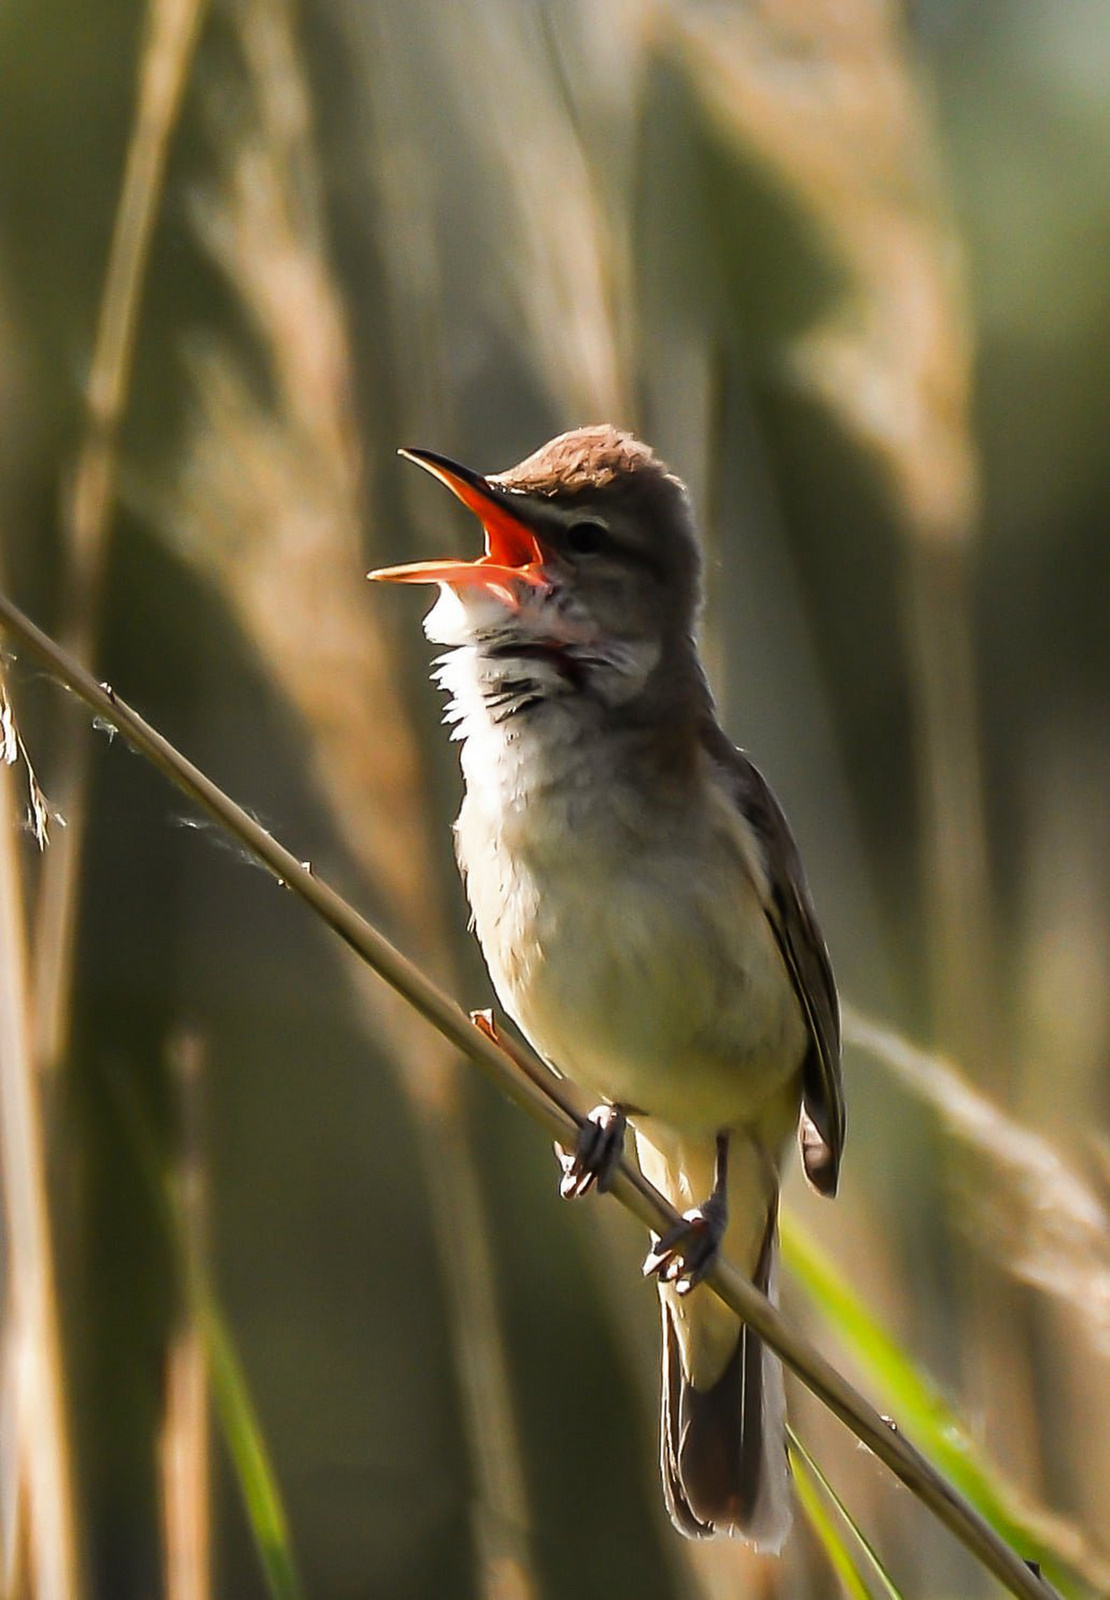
[643,1195,727,1295]
[555,1103,627,1198]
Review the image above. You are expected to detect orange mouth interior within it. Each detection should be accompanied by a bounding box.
[368,449,546,599]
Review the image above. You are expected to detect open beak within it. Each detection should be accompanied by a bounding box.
[368,448,546,597]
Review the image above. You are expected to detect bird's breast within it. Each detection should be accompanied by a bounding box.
[455,717,807,1134]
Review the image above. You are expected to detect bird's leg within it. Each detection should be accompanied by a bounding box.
[643,1131,729,1296]
[472,1009,626,1194]
[473,1007,628,1197]
[555,1103,628,1198]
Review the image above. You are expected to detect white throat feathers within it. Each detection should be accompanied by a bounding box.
[424,579,661,807]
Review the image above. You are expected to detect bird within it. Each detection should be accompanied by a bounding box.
[369,425,843,1547]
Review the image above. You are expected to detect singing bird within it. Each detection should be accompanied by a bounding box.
[370,426,843,1546]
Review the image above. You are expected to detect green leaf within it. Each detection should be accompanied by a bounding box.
[782,1217,1103,1600]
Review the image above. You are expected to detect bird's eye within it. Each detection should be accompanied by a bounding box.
[565,519,608,557]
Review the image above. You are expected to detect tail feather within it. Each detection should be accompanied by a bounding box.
[660,1206,791,1547]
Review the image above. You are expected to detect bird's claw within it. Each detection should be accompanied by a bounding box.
[643,1200,726,1295]
[555,1103,627,1198]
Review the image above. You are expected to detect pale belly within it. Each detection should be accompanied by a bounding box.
[460,793,807,1136]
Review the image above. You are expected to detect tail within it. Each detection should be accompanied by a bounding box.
[659,1206,790,1546]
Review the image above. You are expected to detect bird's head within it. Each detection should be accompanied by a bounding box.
[370,427,703,686]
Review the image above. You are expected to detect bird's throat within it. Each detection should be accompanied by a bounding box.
[422,579,709,849]
[425,579,662,717]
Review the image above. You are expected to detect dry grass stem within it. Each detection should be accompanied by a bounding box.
[160,1329,210,1600]
[0,665,61,851]
[1,1318,26,1598]
[0,762,81,1600]
[34,0,208,1073]
[66,0,208,621]
[159,1035,211,1600]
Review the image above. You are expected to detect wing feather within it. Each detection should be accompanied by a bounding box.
[702,723,845,1195]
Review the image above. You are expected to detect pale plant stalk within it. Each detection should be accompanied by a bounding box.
[33,0,207,1074]
[160,1331,210,1600]
[9,6,204,1591]
[0,760,80,1600]
[1,1314,21,1598]
[899,550,1020,1486]
[901,537,998,1083]
[159,1036,210,1600]
[1017,745,1110,1535]
[0,587,1060,1600]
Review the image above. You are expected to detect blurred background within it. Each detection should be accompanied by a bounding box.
[1,0,1109,1596]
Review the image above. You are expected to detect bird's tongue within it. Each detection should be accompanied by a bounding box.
[368,449,545,595]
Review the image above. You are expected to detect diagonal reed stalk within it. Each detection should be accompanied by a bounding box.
[783,1217,1109,1598]
[0,586,1063,1600]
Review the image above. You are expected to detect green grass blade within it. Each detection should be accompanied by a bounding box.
[791,1433,874,1600]
[790,1428,905,1600]
[110,1069,305,1600]
[782,1216,1102,1599]
[193,1285,303,1600]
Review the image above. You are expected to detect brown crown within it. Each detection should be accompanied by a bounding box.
[491,425,683,500]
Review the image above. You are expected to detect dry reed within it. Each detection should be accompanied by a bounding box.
[0,754,80,1600]
[33,0,208,1074]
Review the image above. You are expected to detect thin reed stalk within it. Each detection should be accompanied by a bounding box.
[33,0,207,1075]
[160,1331,210,1600]
[0,587,1062,1600]
[0,756,81,1600]
[159,1035,211,1600]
